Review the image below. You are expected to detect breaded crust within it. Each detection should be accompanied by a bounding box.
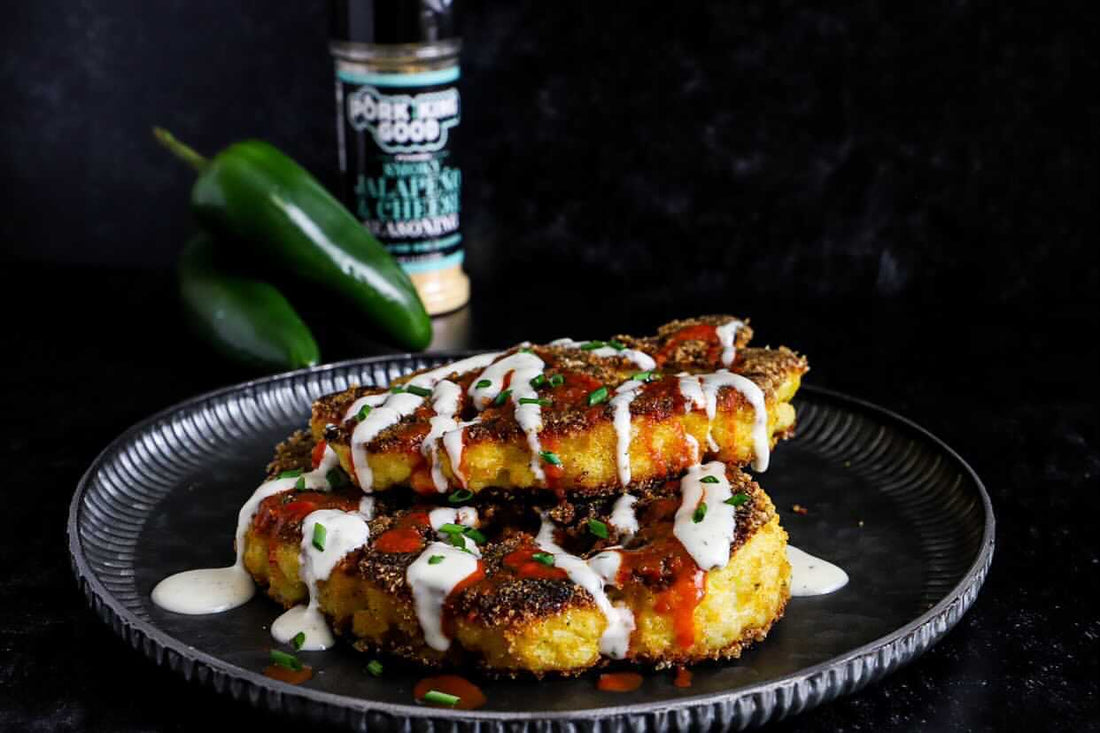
[310,316,807,496]
[242,463,791,676]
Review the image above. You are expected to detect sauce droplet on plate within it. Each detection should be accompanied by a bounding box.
[414,675,487,710]
[597,672,644,692]
[673,667,693,688]
[263,664,314,685]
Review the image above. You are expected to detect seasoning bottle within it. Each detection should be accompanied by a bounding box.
[330,0,468,315]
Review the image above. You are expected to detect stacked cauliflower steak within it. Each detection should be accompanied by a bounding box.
[242,316,808,675]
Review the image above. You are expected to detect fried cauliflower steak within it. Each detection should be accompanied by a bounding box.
[242,458,790,676]
[310,316,807,496]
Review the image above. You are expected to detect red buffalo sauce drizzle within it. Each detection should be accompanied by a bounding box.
[264,664,314,685]
[539,435,565,490]
[311,440,328,469]
[597,672,643,692]
[654,324,720,366]
[374,510,431,553]
[503,546,568,581]
[673,667,693,688]
[414,675,487,709]
[617,496,709,650]
[440,563,486,639]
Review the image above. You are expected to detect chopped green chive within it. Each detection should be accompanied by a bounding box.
[632,371,653,382]
[587,386,610,406]
[493,388,512,407]
[423,689,460,707]
[406,385,432,398]
[475,379,491,389]
[725,493,750,507]
[356,404,372,421]
[367,659,383,677]
[294,476,307,491]
[448,532,467,549]
[549,374,565,387]
[389,385,405,394]
[463,527,487,544]
[438,523,466,535]
[448,489,474,504]
[532,552,556,566]
[291,631,306,650]
[326,467,348,489]
[270,649,302,671]
[519,397,551,406]
[312,523,327,551]
[700,475,720,484]
[539,450,562,466]
[588,519,609,539]
[428,554,445,565]
[608,340,626,350]
[693,503,708,523]
[519,347,533,354]
[580,340,605,350]
[529,374,547,388]
[279,469,304,479]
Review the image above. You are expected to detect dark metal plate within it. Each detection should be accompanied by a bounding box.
[68,353,994,731]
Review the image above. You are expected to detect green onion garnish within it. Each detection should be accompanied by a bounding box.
[580,340,605,350]
[356,404,372,421]
[693,503,707,523]
[539,450,562,466]
[725,493,750,507]
[475,379,491,389]
[632,371,653,382]
[700,475,720,484]
[493,388,512,406]
[327,467,348,488]
[532,552,555,566]
[587,386,609,406]
[588,519,609,539]
[291,631,305,650]
[549,374,565,387]
[438,523,465,535]
[448,532,467,549]
[519,346,533,354]
[270,649,302,671]
[428,554,445,565]
[422,689,460,707]
[279,469,304,479]
[519,397,551,406]
[530,374,547,388]
[448,489,473,504]
[312,523,327,551]
[463,527,487,544]
[294,476,307,491]
[608,340,626,350]
[367,659,383,677]
[389,385,405,394]
[406,385,432,398]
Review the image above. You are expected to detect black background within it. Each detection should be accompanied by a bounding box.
[2,1,1098,731]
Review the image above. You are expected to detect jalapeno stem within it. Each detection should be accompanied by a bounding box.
[153,127,209,172]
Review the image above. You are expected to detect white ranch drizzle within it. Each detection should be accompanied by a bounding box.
[609,494,639,539]
[549,337,657,372]
[421,380,463,492]
[587,548,624,586]
[715,319,744,367]
[407,541,481,651]
[427,506,479,533]
[535,515,635,659]
[442,418,478,487]
[684,434,702,463]
[465,351,548,482]
[609,378,644,486]
[343,352,502,492]
[151,447,342,615]
[271,508,371,651]
[677,373,706,414]
[673,461,738,570]
[700,370,769,471]
[787,545,849,597]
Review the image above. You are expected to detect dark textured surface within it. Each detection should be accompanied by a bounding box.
[2,0,1098,729]
[66,353,992,730]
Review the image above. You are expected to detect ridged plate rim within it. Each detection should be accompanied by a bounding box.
[67,352,995,731]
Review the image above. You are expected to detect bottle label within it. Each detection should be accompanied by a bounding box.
[336,66,462,274]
